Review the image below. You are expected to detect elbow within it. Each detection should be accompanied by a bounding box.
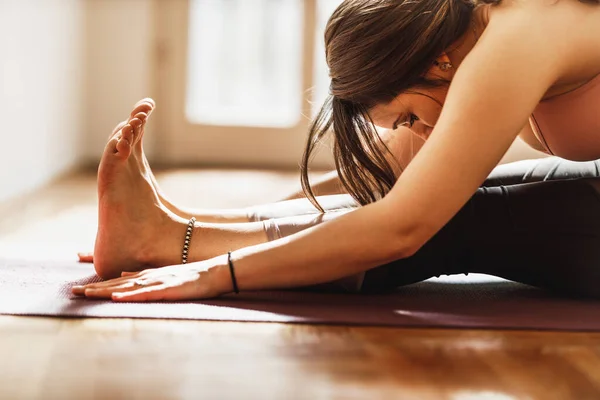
[385,229,424,262]
[399,240,421,259]
[386,222,431,261]
[370,200,430,261]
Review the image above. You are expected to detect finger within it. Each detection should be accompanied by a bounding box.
[72,275,136,294]
[85,276,139,289]
[84,281,162,299]
[112,280,206,302]
[72,286,86,296]
[112,285,177,302]
[120,267,157,277]
[94,275,135,286]
[77,252,94,263]
[72,280,127,296]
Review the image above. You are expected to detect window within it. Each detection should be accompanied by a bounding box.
[186,0,304,128]
[157,0,343,167]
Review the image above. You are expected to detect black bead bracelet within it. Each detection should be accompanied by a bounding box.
[227,251,240,294]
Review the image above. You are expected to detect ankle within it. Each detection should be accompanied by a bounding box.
[140,212,199,267]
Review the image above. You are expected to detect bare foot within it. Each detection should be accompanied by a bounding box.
[109,99,164,201]
[79,99,181,264]
[92,105,185,279]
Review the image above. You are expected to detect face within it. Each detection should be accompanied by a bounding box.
[368,83,449,141]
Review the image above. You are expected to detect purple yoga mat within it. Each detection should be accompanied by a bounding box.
[1,258,599,331]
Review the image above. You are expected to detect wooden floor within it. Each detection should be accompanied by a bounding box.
[1,169,600,400]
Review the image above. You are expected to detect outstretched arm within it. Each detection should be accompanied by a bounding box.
[74,8,573,301]
[205,12,563,292]
[281,170,345,200]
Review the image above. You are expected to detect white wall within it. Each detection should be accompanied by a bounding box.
[0,0,86,203]
[84,0,157,162]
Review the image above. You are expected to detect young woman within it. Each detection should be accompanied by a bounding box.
[73,0,600,301]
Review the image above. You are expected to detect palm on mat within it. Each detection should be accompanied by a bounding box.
[71,261,225,302]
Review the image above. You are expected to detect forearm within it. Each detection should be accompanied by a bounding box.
[158,171,345,223]
[282,171,345,200]
[167,205,251,223]
[208,199,414,293]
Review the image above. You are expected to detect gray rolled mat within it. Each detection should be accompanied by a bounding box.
[1,258,599,331]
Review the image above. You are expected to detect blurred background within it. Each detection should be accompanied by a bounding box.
[0,0,544,207]
[0,0,342,206]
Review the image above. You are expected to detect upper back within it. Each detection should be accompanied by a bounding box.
[487,0,600,86]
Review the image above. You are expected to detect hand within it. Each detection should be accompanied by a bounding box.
[71,260,228,302]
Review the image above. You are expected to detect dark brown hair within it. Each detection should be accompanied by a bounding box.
[300,0,596,211]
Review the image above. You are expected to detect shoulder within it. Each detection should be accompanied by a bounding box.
[486,0,598,38]
[485,0,600,75]
[487,0,600,22]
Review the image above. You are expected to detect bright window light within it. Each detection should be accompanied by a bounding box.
[186,0,304,128]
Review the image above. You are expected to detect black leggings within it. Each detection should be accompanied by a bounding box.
[363,157,600,297]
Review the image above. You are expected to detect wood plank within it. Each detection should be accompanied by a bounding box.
[1,317,600,399]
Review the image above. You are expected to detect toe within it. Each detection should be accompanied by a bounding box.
[133,112,148,123]
[133,113,148,140]
[131,99,155,119]
[115,124,133,157]
[129,118,144,145]
[121,123,134,144]
[116,136,132,158]
[104,136,121,157]
[135,97,155,108]
[111,120,128,139]
[130,103,153,119]
[134,112,149,151]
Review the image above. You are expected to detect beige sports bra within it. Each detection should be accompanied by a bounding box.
[530,74,600,161]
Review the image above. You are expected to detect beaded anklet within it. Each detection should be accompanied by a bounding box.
[182,217,196,264]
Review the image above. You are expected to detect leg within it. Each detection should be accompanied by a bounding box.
[100,99,252,224]
[93,102,360,279]
[93,105,272,278]
[79,100,355,264]
[235,157,600,296]
[97,115,600,297]
[364,165,600,298]
[107,99,252,224]
[482,157,600,186]
[120,99,351,223]
[201,158,600,295]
